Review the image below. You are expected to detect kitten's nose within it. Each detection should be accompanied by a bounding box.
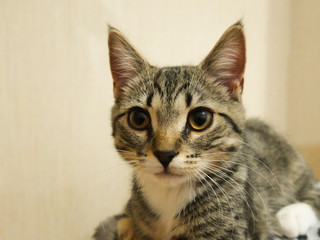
[153,151,178,170]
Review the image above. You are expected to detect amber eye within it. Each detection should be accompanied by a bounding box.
[188,108,213,131]
[128,108,151,130]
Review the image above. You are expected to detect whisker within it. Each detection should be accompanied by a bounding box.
[116,149,134,153]
[201,165,257,238]
[197,169,236,235]
[201,165,254,239]
[201,137,283,195]
[193,170,223,217]
[201,154,280,197]
[225,151,283,195]
[202,160,269,225]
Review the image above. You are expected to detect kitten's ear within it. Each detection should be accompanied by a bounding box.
[200,22,246,98]
[108,27,147,99]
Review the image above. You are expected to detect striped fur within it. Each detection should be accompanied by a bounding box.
[94,23,320,240]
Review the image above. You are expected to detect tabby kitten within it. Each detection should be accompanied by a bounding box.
[94,22,320,240]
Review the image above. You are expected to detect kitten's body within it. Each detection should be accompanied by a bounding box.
[114,120,319,240]
[94,23,320,239]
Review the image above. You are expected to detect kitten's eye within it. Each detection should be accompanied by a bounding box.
[188,108,213,131]
[128,108,151,130]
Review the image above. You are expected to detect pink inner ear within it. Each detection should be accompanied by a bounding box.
[108,30,145,99]
[110,58,129,98]
[218,45,245,94]
[229,77,244,95]
[110,56,132,87]
[202,26,246,97]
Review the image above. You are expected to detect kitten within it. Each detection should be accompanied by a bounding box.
[94,22,320,240]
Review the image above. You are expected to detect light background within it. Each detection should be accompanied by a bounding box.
[1,0,319,239]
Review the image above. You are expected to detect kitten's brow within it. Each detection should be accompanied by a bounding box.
[218,113,242,134]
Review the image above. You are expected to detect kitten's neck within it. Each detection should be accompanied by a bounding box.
[135,173,196,233]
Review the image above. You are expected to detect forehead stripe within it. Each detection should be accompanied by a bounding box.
[154,82,163,98]
[186,93,192,107]
[154,69,162,82]
[173,82,190,101]
[146,92,154,107]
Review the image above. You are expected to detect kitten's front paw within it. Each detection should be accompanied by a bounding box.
[117,217,136,240]
[276,202,318,238]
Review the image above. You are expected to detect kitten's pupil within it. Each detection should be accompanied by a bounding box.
[193,111,207,125]
[134,112,147,125]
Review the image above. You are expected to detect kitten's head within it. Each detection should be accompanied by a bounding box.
[109,23,246,187]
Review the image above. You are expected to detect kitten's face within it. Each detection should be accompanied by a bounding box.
[109,24,246,187]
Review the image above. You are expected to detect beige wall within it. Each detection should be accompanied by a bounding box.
[0,0,319,239]
[287,0,320,177]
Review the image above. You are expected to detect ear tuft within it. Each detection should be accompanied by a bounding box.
[200,23,246,98]
[107,24,115,31]
[108,28,146,99]
[233,19,244,28]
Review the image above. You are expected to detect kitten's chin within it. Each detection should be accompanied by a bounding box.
[141,171,189,188]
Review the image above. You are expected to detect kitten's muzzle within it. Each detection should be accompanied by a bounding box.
[153,150,178,170]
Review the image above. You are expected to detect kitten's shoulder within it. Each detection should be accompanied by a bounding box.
[244,118,279,140]
[243,118,294,154]
[245,118,273,132]
[243,118,305,169]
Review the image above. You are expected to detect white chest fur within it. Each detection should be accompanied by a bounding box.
[139,175,196,238]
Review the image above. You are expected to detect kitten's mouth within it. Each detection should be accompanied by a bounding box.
[155,171,182,178]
